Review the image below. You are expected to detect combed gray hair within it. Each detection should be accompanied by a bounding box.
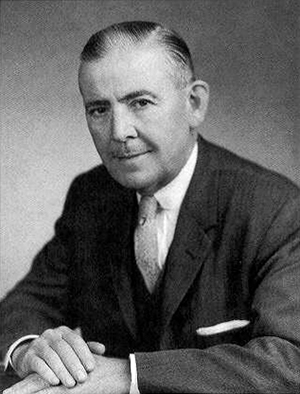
[80,21,195,87]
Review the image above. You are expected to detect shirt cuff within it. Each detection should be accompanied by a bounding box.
[129,353,140,394]
[4,335,39,371]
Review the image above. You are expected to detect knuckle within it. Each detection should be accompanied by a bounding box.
[25,347,36,361]
[58,325,71,335]
[38,344,51,359]
[42,327,63,340]
[61,328,77,343]
[32,336,47,352]
[29,342,39,354]
[42,328,54,338]
[30,356,42,371]
[42,329,64,347]
[53,337,67,350]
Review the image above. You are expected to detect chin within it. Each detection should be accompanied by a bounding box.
[113,171,156,193]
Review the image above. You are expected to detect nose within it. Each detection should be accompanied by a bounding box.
[111,106,137,142]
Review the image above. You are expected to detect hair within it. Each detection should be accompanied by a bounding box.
[80,21,195,87]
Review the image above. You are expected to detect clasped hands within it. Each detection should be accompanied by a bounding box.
[4,326,130,394]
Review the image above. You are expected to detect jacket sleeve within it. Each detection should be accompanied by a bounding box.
[135,194,300,393]
[0,177,80,362]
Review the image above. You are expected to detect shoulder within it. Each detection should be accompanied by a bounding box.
[200,137,300,204]
[67,164,125,198]
[195,137,300,236]
[61,165,132,213]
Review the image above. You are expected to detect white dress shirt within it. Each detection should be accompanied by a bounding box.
[130,142,198,393]
[5,143,198,394]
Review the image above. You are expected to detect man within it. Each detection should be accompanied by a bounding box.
[1,21,300,393]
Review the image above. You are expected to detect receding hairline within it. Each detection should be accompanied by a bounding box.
[79,21,195,87]
[81,40,194,91]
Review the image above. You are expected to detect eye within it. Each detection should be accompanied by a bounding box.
[87,105,110,118]
[131,98,152,109]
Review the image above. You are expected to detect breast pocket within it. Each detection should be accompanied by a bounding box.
[194,319,253,348]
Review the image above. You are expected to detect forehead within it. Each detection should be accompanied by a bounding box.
[78,44,178,98]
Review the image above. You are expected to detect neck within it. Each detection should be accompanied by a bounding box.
[137,139,197,196]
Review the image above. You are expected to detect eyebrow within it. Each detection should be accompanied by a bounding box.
[85,90,158,109]
[118,90,158,102]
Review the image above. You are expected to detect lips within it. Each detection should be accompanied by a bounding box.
[115,151,148,160]
[111,144,150,160]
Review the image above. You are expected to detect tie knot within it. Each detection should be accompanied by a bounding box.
[138,195,157,225]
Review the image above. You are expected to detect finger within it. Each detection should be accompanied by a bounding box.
[39,386,69,394]
[50,338,88,384]
[59,327,95,372]
[39,346,76,388]
[29,356,60,386]
[87,341,106,355]
[3,373,50,394]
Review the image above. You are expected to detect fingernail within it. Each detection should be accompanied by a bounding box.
[51,377,60,385]
[66,377,76,387]
[77,370,87,382]
[86,361,94,371]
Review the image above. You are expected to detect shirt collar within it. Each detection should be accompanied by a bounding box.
[137,142,198,211]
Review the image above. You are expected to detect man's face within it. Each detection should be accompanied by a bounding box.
[79,43,198,195]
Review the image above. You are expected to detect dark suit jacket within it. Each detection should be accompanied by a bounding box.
[1,137,300,393]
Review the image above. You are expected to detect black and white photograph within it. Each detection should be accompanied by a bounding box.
[0,0,299,392]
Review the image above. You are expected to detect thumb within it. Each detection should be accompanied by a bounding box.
[87,341,106,355]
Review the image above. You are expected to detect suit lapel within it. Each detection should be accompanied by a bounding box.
[161,137,219,335]
[104,137,220,342]
[160,214,213,333]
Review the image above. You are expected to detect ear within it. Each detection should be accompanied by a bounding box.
[186,80,209,128]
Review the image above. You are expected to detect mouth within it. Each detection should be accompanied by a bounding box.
[113,151,150,160]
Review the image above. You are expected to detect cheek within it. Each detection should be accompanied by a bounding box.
[89,133,111,165]
[88,123,109,148]
[155,101,188,133]
[141,110,182,144]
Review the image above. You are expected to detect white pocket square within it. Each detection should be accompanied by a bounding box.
[196,319,250,336]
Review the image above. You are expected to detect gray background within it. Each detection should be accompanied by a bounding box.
[0,0,299,299]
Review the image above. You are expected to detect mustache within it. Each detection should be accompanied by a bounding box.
[110,142,149,158]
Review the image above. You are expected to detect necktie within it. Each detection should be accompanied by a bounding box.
[134,195,160,293]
